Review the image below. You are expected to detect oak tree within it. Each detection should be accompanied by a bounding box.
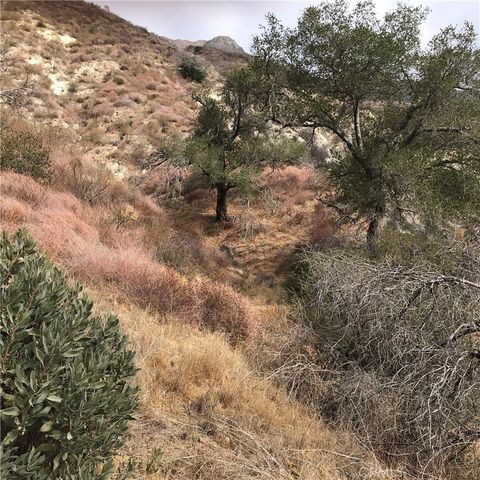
[188,67,307,221]
[253,0,480,247]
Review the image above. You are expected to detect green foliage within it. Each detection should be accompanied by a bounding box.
[178,57,206,83]
[194,98,228,143]
[186,133,307,195]
[146,130,187,168]
[373,225,443,266]
[374,223,480,275]
[253,0,480,243]
[187,66,308,219]
[0,230,138,479]
[185,137,225,187]
[0,128,52,180]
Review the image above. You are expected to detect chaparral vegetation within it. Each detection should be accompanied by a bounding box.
[1,1,478,479]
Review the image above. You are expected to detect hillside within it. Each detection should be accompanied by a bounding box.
[0,0,326,300]
[0,1,387,479]
[1,1,247,173]
[2,1,478,479]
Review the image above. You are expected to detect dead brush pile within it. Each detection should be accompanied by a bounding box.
[0,170,255,341]
[279,248,480,478]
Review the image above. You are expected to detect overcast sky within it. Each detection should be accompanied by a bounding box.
[92,0,480,51]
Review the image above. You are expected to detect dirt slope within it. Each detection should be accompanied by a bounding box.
[1,1,246,173]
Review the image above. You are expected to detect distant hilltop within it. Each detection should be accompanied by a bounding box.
[174,35,246,55]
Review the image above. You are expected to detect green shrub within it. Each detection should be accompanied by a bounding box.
[178,57,206,83]
[0,128,52,180]
[0,230,138,479]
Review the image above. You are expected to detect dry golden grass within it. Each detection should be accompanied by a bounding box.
[89,291,398,480]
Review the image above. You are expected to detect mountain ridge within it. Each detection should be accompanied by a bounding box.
[174,35,247,55]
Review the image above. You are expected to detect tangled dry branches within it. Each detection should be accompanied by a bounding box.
[290,248,480,477]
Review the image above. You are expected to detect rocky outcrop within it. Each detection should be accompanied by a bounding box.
[203,36,245,54]
[174,35,245,55]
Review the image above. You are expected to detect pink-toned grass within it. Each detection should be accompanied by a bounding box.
[0,198,32,224]
[259,166,315,207]
[1,171,254,341]
[0,170,48,207]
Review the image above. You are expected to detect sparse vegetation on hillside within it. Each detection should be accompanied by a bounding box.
[1,0,479,479]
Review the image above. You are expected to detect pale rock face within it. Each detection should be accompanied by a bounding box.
[267,124,335,166]
[174,35,245,55]
[48,73,68,95]
[37,27,76,46]
[203,36,245,55]
[105,160,129,180]
[27,54,44,65]
[298,128,336,166]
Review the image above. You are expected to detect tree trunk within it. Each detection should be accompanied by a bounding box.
[353,99,364,152]
[366,216,379,251]
[215,184,230,222]
[366,202,385,251]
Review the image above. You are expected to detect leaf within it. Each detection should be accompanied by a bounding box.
[37,443,56,453]
[35,346,45,365]
[50,430,63,440]
[53,453,61,471]
[2,428,19,445]
[40,421,53,432]
[34,390,49,405]
[37,405,52,415]
[63,348,83,358]
[46,394,62,403]
[0,406,20,416]
[0,392,15,402]
[15,367,28,385]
